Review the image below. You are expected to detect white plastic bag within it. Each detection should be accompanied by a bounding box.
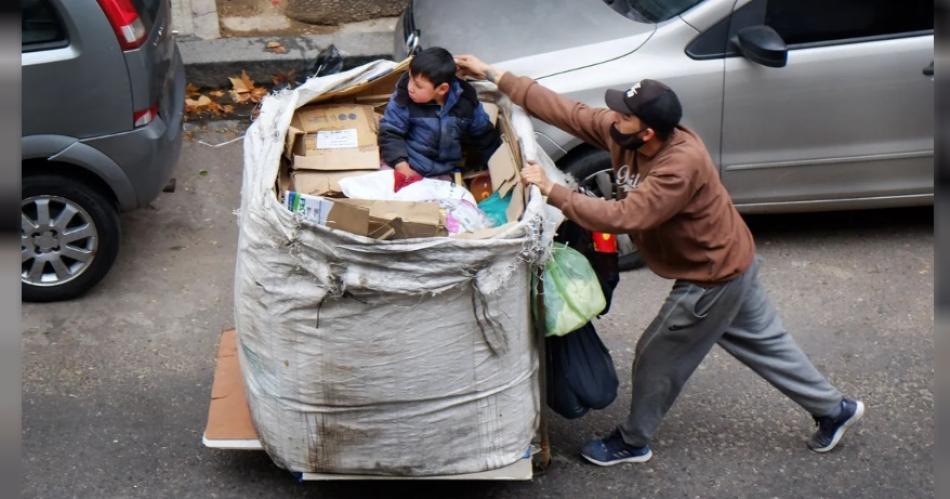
[339,169,477,205]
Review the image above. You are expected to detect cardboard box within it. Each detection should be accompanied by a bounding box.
[287,104,381,171]
[482,102,499,127]
[487,138,525,223]
[292,170,374,197]
[286,191,371,235]
[285,192,445,239]
[337,198,447,239]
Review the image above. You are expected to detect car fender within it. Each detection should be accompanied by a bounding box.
[22,135,137,211]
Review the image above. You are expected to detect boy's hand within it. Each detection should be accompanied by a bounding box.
[521,161,554,196]
[393,161,422,192]
[394,161,418,178]
[455,55,506,84]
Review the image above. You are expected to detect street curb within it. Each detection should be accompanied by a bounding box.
[177,30,395,88]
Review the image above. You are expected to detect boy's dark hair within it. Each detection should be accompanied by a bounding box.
[409,47,457,88]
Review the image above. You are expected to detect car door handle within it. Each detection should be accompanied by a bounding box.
[923,61,934,76]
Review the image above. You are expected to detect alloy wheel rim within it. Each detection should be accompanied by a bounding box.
[21,195,98,287]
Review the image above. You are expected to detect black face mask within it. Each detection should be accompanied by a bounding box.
[610,124,648,151]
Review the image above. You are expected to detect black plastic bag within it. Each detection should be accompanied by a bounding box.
[308,44,344,78]
[546,322,619,419]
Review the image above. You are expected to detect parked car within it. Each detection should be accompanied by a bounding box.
[395,0,934,269]
[21,0,185,301]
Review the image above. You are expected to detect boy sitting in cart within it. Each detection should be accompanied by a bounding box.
[378,47,501,191]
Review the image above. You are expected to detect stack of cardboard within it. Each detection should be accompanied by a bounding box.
[285,104,380,197]
[277,63,525,241]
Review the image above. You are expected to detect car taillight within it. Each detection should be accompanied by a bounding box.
[97,0,147,50]
[592,232,618,253]
[133,104,158,127]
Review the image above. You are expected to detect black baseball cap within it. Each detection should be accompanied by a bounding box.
[605,79,682,135]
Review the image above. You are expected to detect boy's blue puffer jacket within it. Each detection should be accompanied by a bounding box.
[378,73,501,177]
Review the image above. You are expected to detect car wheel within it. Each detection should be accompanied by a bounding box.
[561,149,645,271]
[21,174,120,302]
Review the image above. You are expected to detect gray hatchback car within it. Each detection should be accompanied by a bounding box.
[21,0,185,301]
[397,0,934,269]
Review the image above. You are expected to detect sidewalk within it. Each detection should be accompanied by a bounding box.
[174,0,399,88]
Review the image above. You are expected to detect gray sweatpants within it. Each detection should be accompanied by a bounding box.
[619,255,843,447]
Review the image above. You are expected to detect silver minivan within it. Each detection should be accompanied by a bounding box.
[396,0,934,267]
[21,0,185,301]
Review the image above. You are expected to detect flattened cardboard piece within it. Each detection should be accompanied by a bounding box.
[488,139,520,198]
[205,330,258,441]
[326,201,370,235]
[497,112,524,167]
[506,182,525,222]
[290,104,381,171]
[304,57,411,106]
[367,217,404,240]
[286,191,371,235]
[482,102,499,127]
[336,198,447,238]
[285,126,304,160]
[292,170,374,197]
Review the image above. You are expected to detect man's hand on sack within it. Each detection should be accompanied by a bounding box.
[455,54,507,84]
[393,161,423,192]
[521,161,554,196]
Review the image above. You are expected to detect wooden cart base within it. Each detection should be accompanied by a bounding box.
[203,330,537,481]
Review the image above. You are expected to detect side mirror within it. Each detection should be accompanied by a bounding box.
[731,25,788,68]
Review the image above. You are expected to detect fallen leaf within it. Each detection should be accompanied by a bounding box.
[186,82,201,97]
[208,90,226,98]
[199,169,208,176]
[189,95,212,106]
[230,90,252,104]
[229,70,255,94]
[221,104,235,114]
[184,95,212,113]
[250,87,269,103]
[240,70,255,92]
[266,41,281,49]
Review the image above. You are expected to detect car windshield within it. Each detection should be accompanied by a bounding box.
[604,0,705,23]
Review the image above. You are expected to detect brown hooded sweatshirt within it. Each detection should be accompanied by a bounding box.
[498,73,755,285]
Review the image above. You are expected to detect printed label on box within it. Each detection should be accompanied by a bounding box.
[315,129,359,149]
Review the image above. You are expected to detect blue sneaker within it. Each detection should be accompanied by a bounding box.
[808,398,865,453]
[581,430,653,466]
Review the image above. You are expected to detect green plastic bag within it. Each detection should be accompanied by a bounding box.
[534,243,607,336]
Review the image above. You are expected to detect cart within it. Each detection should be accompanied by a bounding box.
[203,286,552,481]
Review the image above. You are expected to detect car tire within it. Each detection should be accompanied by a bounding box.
[21,174,120,302]
[560,149,645,271]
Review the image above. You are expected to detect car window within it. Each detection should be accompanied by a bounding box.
[765,0,933,46]
[604,0,704,23]
[22,0,67,51]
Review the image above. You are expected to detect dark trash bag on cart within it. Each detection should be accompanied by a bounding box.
[546,322,619,419]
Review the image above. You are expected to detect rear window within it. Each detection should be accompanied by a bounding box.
[604,0,704,23]
[22,0,67,50]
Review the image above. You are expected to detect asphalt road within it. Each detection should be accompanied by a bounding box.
[22,124,934,498]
